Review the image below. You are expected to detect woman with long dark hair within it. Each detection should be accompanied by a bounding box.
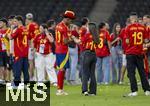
[110,23,122,84]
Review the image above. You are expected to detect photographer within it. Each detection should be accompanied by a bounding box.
[33,24,57,86]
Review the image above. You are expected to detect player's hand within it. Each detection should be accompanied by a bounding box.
[11,25,17,30]
[46,33,54,43]
[45,28,48,33]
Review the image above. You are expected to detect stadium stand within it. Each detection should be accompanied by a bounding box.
[108,0,150,29]
[0,0,97,24]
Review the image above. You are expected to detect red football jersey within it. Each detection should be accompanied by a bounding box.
[11,26,29,57]
[124,23,148,55]
[0,29,7,52]
[79,26,88,52]
[27,22,40,40]
[55,22,70,54]
[33,34,52,54]
[110,33,121,47]
[118,28,127,53]
[81,32,96,51]
[95,29,111,57]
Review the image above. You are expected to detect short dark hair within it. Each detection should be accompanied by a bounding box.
[0,18,8,25]
[40,23,48,29]
[81,17,89,25]
[130,12,138,16]
[98,22,106,29]
[14,15,24,24]
[143,15,150,18]
[46,19,55,27]
[8,15,16,20]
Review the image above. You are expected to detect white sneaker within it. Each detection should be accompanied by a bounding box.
[52,83,57,87]
[56,90,68,96]
[127,92,138,97]
[119,81,123,85]
[104,82,109,85]
[145,91,150,96]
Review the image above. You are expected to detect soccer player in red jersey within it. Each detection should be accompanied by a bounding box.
[33,24,57,86]
[0,18,10,83]
[9,15,29,87]
[143,15,150,81]
[25,13,40,81]
[55,10,75,95]
[124,12,150,96]
[95,22,111,85]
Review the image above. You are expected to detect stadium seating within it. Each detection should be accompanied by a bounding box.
[108,0,150,29]
[0,0,96,24]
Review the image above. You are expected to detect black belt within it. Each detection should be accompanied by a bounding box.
[84,49,95,53]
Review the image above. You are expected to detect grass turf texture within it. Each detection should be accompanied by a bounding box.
[50,84,150,106]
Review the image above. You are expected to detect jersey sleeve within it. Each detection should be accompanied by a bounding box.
[118,28,125,40]
[143,26,149,42]
[110,33,114,42]
[11,28,19,39]
[79,27,87,37]
[106,31,111,41]
[33,35,38,48]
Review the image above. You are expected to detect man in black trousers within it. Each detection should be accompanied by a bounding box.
[125,12,150,96]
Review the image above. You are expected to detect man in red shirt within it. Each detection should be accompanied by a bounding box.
[95,22,111,85]
[143,15,150,81]
[10,15,29,87]
[25,13,40,81]
[55,10,75,95]
[124,12,150,96]
[0,18,9,83]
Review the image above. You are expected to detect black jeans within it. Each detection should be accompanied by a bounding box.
[82,50,97,94]
[79,51,85,81]
[13,57,29,86]
[126,54,150,92]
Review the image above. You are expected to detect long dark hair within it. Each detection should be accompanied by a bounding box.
[112,23,121,39]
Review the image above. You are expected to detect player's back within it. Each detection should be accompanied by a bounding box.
[125,23,147,55]
[55,22,68,54]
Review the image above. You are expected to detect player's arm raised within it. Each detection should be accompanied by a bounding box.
[45,29,54,43]
[9,25,18,39]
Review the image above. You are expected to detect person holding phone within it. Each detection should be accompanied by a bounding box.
[33,24,57,86]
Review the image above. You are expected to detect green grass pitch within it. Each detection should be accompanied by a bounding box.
[50,84,150,106]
